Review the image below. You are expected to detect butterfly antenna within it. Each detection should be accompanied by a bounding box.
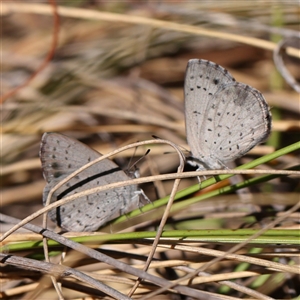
[128,149,150,172]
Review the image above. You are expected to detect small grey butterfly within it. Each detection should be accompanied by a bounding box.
[184,59,272,170]
[40,132,145,231]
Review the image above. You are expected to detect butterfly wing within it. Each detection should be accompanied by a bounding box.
[184,59,235,168]
[40,133,140,231]
[204,82,271,164]
[184,59,271,169]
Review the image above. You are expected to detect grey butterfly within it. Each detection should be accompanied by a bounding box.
[40,132,143,232]
[184,59,272,170]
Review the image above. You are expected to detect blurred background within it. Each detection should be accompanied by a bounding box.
[2,1,299,225]
[1,1,300,299]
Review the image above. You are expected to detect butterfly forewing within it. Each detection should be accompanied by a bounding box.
[184,59,235,162]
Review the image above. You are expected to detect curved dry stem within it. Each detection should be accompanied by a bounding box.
[1,168,299,242]
[273,38,300,93]
[128,139,186,296]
